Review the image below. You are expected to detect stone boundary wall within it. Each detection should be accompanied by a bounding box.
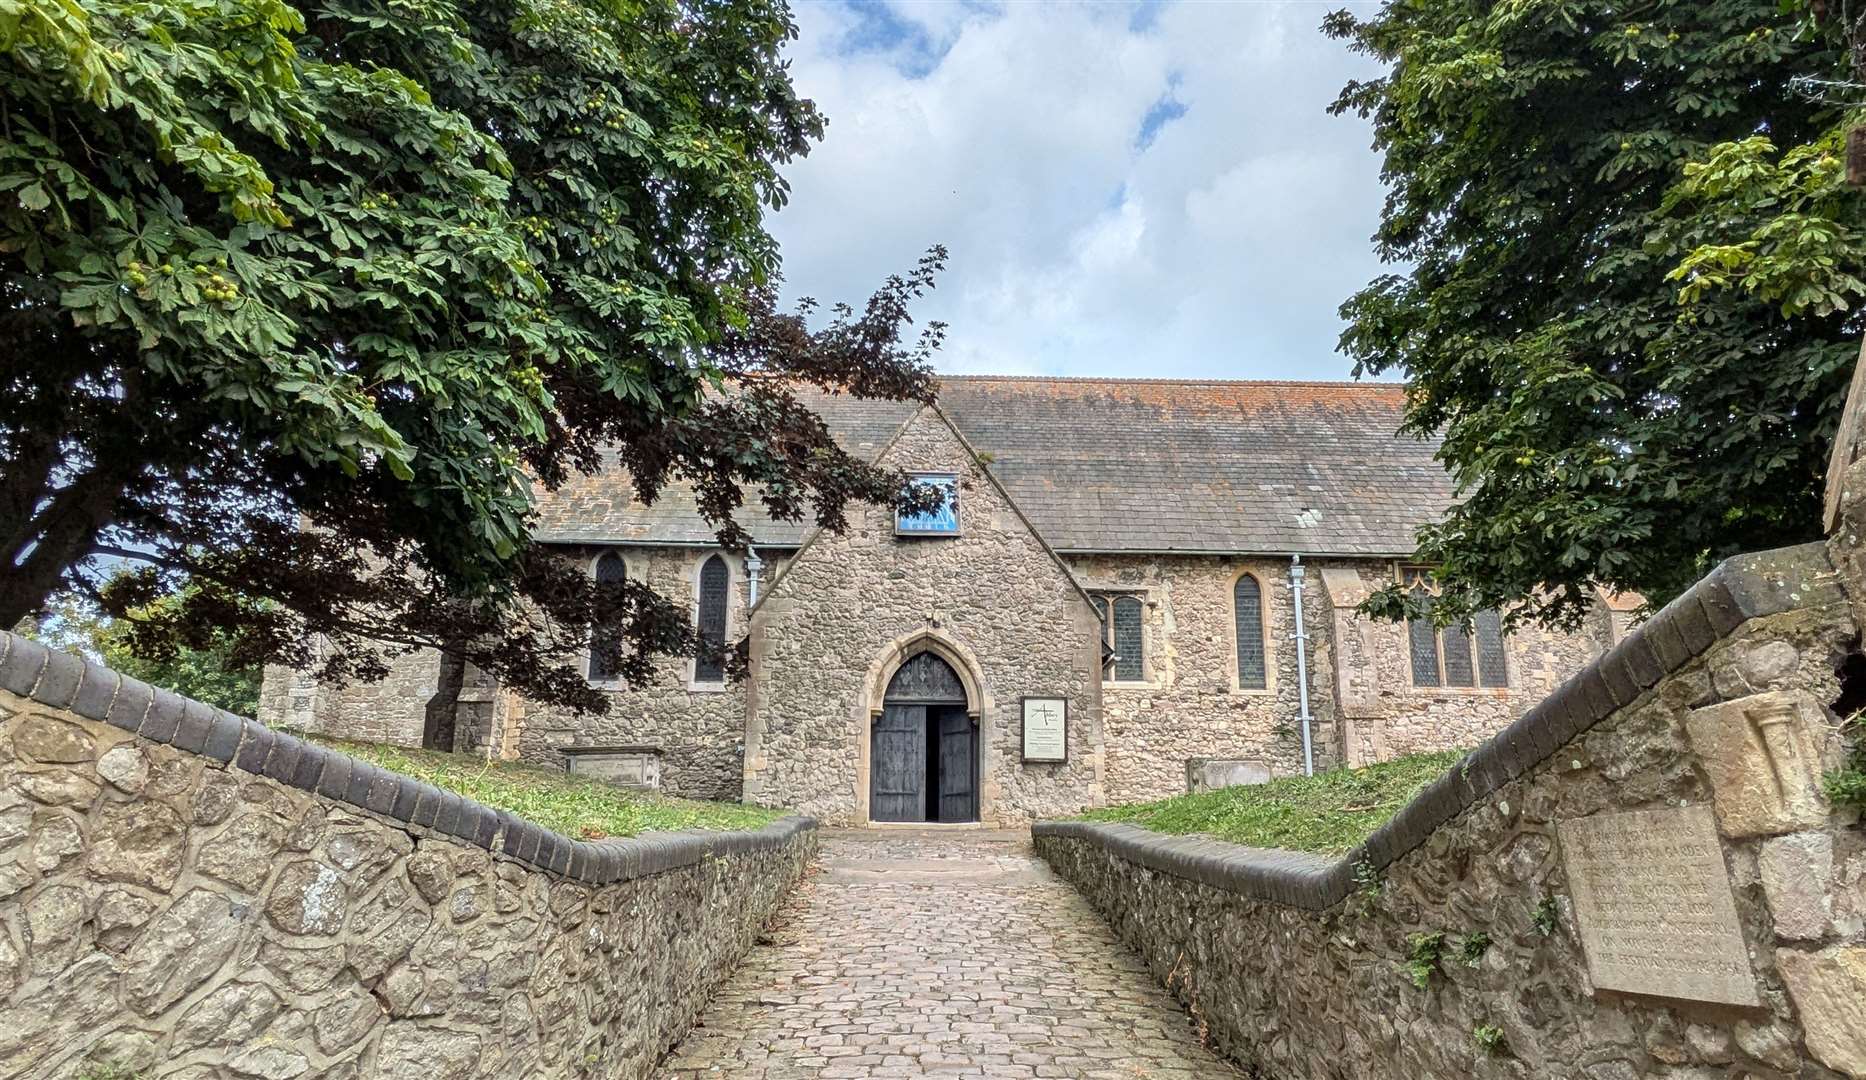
[1036,542,1866,1078]
[0,630,816,1080]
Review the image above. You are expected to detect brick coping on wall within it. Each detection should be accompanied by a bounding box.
[0,630,815,885]
[1034,541,1845,910]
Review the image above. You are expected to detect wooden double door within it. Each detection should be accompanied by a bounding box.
[870,701,978,823]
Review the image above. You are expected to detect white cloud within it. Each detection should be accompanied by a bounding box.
[768,0,1392,380]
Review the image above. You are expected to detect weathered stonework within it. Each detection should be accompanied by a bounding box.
[0,634,814,1080]
[258,547,792,803]
[1319,560,1613,768]
[744,406,1106,825]
[1064,553,1332,802]
[259,396,1620,821]
[258,647,439,750]
[1063,553,1617,802]
[513,544,790,800]
[1686,689,1833,839]
[1037,543,1866,1079]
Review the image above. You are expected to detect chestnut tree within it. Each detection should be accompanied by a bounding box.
[1,0,946,715]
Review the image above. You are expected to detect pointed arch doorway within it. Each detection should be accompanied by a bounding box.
[871,651,978,823]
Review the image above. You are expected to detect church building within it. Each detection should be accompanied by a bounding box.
[259,377,1631,826]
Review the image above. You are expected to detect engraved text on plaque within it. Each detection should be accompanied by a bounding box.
[1557,805,1760,1006]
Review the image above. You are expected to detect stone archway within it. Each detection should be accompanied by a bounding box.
[856,629,993,824]
[871,652,978,823]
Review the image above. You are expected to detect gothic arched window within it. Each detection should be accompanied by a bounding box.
[1234,574,1266,689]
[1401,565,1509,688]
[693,554,730,683]
[1111,595,1144,681]
[587,551,627,682]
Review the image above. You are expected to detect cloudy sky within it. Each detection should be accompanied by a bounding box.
[766,0,1393,381]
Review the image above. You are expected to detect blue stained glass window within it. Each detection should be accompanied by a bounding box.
[897,473,960,534]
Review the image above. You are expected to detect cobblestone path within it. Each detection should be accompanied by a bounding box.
[656,829,1237,1079]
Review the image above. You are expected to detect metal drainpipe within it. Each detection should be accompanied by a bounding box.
[745,545,764,608]
[1290,554,1316,777]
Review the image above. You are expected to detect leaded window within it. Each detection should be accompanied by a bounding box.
[1475,610,1509,688]
[1234,574,1266,689]
[1401,566,1508,688]
[694,555,729,683]
[1093,594,1145,682]
[588,551,627,683]
[1442,621,1475,686]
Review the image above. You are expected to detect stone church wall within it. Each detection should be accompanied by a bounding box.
[258,546,791,803]
[1060,553,1613,803]
[1037,543,1866,1079]
[0,631,815,1080]
[258,646,438,750]
[1319,559,1613,769]
[255,435,1614,818]
[744,405,1106,826]
[1064,553,1341,802]
[510,544,790,802]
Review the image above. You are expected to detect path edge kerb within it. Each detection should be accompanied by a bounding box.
[1032,540,1841,911]
[0,627,815,885]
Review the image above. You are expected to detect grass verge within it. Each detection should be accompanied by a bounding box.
[302,735,786,840]
[1078,749,1467,854]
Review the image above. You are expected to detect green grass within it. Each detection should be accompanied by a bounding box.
[302,735,786,839]
[1079,749,1468,854]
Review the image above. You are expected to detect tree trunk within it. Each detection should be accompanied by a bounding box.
[0,465,131,627]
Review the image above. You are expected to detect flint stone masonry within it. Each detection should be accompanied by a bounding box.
[0,630,815,1080]
[744,405,1107,825]
[515,544,791,799]
[265,385,1624,824]
[1037,542,1866,1079]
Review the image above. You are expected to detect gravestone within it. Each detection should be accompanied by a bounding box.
[1185,759,1272,793]
[561,746,663,791]
[1557,805,1760,1006]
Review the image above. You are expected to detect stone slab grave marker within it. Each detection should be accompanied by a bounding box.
[1558,805,1761,1006]
[561,745,663,790]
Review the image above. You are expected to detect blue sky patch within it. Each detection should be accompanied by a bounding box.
[1136,87,1188,150]
[834,1,971,78]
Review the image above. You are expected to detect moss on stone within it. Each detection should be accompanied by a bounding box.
[303,735,787,838]
[1825,708,1866,810]
[1075,749,1466,854]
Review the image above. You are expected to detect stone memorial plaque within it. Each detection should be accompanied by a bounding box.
[1558,805,1760,1006]
[1021,697,1067,763]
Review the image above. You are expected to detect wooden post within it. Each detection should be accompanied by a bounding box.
[1823,338,1866,533]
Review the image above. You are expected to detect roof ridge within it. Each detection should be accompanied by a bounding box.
[934,374,1404,389]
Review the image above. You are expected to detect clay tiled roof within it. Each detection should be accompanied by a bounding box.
[530,376,1454,557]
